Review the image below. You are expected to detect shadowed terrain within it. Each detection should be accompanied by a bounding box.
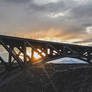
[0,64,92,92]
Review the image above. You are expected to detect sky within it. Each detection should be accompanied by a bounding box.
[0,0,92,45]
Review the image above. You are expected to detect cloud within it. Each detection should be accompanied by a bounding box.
[0,0,92,45]
[47,11,68,18]
[33,0,61,5]
[73,38,92,46]
[86,26,92,34]
[5,0,30,3]
[76,39,92,43]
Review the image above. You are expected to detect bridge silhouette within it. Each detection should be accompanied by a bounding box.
[0,35,92,71]
[0,35,92,91]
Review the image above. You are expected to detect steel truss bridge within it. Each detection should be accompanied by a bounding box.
[0,35,92,91]
[0,35,92,71]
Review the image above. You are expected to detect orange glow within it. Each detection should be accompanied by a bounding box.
[42,52,46,57]
[19,53,24,60]
[37,49,46,57]
[37,49,42,53]
[26,47,32,58]
[12,28,85,45]
[26,48,46,61]
[33,51,42,60]
[38,37,61,42]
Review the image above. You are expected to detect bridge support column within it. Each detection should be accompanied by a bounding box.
[8,46,13,65]
[23,46,26,63]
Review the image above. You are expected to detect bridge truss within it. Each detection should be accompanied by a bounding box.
[0,35,92,71]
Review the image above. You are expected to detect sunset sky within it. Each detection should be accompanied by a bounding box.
[0,0,92,45]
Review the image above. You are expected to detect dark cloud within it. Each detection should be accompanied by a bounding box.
[71,2,92,18]
[27,1,66,15]
[27,0,89,34]
[70,1,92,28]
[5,0,30,3]
[0,0,92,45]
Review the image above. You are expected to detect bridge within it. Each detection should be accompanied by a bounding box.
[0,35,92,90]
[0,35,92,71]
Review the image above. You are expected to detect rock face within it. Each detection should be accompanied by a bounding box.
[0,64,92,92]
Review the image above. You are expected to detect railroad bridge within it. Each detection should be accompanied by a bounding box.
[0,35,92,70]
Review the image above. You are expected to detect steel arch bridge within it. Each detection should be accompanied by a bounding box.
[0,35,92,70]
